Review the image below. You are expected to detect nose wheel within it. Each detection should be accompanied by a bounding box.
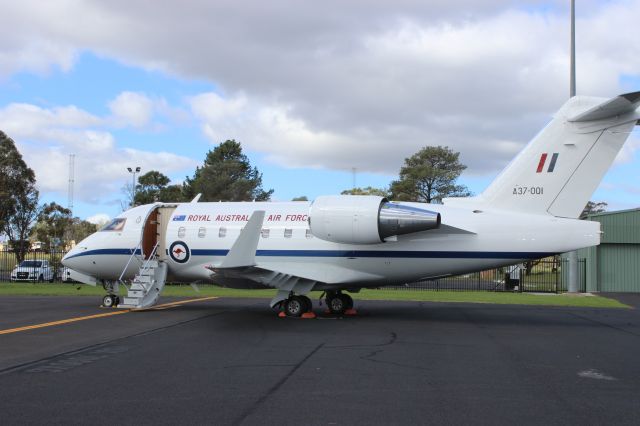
[102,294,120,308]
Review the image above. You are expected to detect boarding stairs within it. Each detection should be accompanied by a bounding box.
[117,243,168,309]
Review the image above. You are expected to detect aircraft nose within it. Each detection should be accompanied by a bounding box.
[61,250,79,269]
[61,245,90,271]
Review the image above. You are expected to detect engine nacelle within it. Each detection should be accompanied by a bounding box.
[309,195,441,244]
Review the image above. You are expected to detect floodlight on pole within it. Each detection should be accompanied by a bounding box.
[127,166,141,206]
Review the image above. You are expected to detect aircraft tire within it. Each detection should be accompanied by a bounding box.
[300,295,312,312]
[102,295,115,308]
[341,294,354,310]
[327,295,346,315]
[284,296,305,317]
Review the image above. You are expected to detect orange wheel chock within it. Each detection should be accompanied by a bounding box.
[345,308,358,316]
[301,312,317,319]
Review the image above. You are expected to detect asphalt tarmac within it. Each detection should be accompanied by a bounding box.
[1,295,639,425]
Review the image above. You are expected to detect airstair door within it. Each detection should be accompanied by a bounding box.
[141,206,177,260]
[156,206,177,261]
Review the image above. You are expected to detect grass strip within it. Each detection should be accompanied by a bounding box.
[0,282,628,308]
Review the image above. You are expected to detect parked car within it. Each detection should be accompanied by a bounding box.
[10,260,55,282]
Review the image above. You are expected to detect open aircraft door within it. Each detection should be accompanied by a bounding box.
[141,205,177,260]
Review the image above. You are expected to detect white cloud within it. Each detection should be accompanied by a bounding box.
[86,213,111,225]
[108,91,154,128]
[0,101,197,205]
[1,0,640,180]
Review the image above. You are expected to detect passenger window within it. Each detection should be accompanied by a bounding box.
[219,227,227,238]
[305,229,313,239]
[198,227,206,238]
[178,227,186,238]
[261,229,270,238]
[284,228,293,238]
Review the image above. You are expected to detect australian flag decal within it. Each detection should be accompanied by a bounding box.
[172,215,186,221]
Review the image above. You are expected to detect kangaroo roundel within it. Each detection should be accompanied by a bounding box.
[169,241,190,264]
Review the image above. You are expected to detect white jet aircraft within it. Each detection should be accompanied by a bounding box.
[62,92,640,316]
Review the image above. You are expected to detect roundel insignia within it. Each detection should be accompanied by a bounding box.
[169,241,190,264]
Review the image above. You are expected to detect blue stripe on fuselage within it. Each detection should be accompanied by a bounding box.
[65,248,552,260]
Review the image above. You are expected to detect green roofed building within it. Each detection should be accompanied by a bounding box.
[577,208,640,292]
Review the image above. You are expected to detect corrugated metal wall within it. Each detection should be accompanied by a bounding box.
[596,210,640,244]
[582,209,640,292]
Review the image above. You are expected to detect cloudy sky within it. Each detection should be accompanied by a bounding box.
[0,0,639,223]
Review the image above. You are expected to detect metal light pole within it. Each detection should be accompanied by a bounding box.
[127,166,141,207]
[567,0,579,293]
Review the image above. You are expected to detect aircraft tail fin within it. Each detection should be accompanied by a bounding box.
[474,92,640,218]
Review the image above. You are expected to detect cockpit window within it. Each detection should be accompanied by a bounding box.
[101,218,126,232]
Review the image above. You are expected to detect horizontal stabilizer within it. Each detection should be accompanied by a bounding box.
[219,210,265,268]
[569,91,640,122]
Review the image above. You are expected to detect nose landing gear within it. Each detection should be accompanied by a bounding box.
[101,280,120,308]
[102,294,120,308]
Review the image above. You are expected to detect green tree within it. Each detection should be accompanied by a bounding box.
[184,140,273,202]
[134,171,170,204]
[4,188,39,262]
[390,146,470,203]
[0,131,39,261]
[580,201,607,219]
[133,171,187,204]
[33,202,72,250]
[68,218,98,244]
[341,186,390,197]
[291,196,308,201]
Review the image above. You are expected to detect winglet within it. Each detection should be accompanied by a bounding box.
[219,210,266,268]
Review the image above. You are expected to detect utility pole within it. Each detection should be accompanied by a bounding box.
[127,166,141,207]
[67,154,75,215]
[570,0,576,98]
[567,0,579,293]
[352,167,357,190]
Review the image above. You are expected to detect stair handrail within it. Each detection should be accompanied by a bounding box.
[119,240,142,282]
[138,242,161,278]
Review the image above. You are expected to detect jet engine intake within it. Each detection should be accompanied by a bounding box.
[309,195,441,244]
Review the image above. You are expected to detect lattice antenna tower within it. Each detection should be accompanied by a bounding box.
[68,154,75,214]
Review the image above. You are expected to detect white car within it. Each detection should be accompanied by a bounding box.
[10,260,55,282]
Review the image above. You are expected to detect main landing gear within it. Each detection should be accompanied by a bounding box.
[325,291,354,315]
[281,294,314,318]
[279,291,356,318]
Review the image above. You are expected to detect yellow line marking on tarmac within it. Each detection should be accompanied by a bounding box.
[0,296,218,335]
[145,296,218,311]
